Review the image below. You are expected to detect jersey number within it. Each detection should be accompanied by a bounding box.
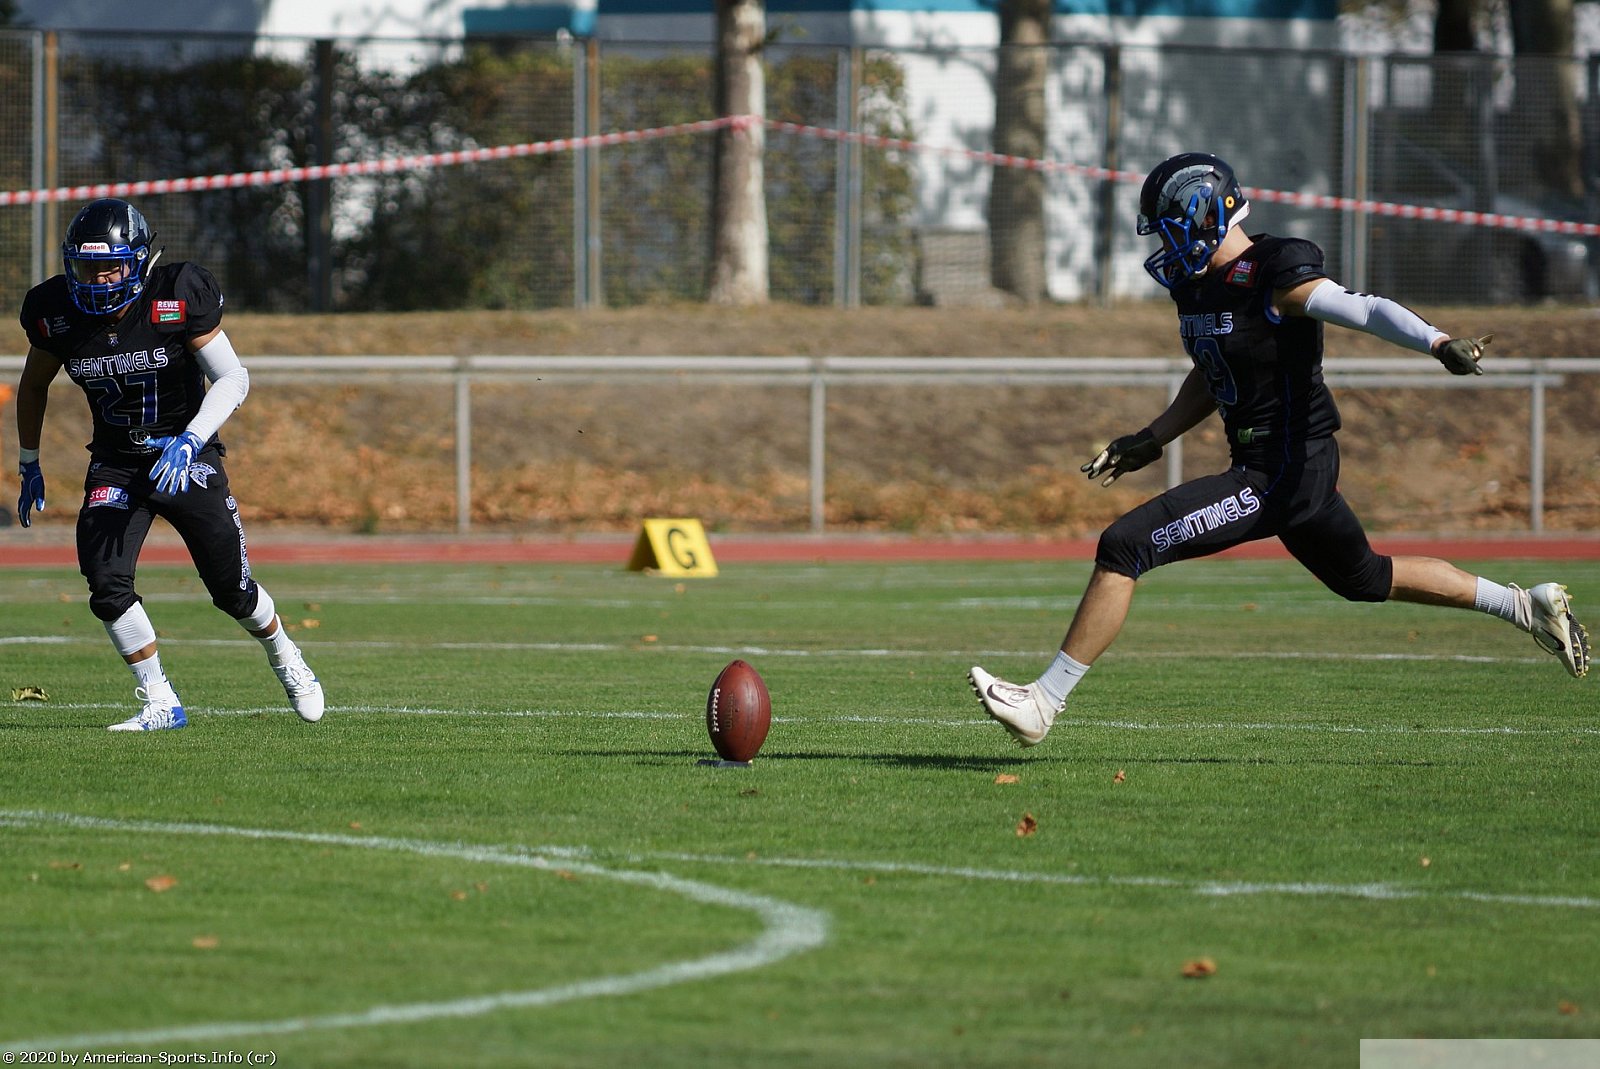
[1186,337,1238,414]
[85,371,159,427]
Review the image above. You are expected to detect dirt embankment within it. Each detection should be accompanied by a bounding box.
[21,302,1600,536]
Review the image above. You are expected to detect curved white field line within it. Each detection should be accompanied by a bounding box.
[0,810,829,1054]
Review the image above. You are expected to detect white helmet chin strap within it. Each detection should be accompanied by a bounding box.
[1221,199,1250,236]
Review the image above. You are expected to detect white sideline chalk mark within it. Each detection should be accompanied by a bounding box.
[528,846,1600,912]
[0,810,829,1054]
[0,632,1553,666]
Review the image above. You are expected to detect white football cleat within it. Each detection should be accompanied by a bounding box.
[272,649,325,722]
[1525,582,1590,679]
[109,687,187,732]
[969,665,1061,747]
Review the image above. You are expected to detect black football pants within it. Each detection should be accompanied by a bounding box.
[76,445,261,622]
[1094,436,1394,602]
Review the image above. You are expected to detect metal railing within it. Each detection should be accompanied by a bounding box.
[7,354,1587,534]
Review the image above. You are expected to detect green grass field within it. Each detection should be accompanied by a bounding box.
[2,556,1597,1067]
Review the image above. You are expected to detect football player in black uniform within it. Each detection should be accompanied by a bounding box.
[971,153,1589,747]
[14,198,324,731]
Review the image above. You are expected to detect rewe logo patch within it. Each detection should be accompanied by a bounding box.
[152,300,187,325]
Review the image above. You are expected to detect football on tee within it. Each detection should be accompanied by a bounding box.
[705,659,771,763]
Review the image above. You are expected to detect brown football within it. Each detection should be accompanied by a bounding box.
[705,659,771,763]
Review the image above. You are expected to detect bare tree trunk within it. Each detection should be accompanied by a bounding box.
[1433,0,1476,52]
[989,0,1050,304]
[1508,0,1583,198]
[709,0,769,306]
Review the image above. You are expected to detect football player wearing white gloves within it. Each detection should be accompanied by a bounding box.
[971,153,1588,748]
[14,198,324,731]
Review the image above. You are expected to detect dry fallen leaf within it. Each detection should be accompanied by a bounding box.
[641,634,659,643]
[994,774,1019,785]
[1420,856,1432,868]
[349,821,363,830]
[450,889,469,901]
[1181,958,1218,979]
[48,860,81,870]
[12,686,49,701]
[1113,769,1126,784]
[145,875,178,893]
[1558,1000,1580,1016]
[300,618,322,629]
[305,602,322,612]
[192,936,220,950]
[1015,812,1038,837]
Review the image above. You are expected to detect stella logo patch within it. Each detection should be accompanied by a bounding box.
[152,300,187,324]
[1226,260,1257,287]
[86,486,131,510]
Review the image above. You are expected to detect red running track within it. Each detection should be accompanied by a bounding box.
[4,531,1600,568]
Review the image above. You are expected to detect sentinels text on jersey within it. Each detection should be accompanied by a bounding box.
[20,262,226,462]
[1167,235,1342,460]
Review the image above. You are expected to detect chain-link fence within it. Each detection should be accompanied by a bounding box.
[0,29,1594,316]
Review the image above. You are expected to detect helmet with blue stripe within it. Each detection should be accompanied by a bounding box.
[62,199,160,315]
[1137,153,1249,289]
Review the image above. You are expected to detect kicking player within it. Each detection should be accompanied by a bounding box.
[14,198,324,731]
[970,153,1589,747]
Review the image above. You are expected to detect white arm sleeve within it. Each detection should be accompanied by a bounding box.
[1301,279,1447,355]
[184,330,250,443]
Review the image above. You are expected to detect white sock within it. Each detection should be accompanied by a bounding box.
[252,617,300,666]
[239,587,299,665]
[1034,650,1091,708]
[128,653,179,704]
[1475,577,1531,631]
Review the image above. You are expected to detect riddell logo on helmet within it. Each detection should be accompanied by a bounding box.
[152,300,186,324]
[78,242,112,254]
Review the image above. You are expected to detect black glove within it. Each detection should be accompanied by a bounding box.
[1082,428,1162,487]
[1434,333,1492,376]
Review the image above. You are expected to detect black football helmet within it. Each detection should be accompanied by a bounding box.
[1136,153,1249,288]
[62,198,160,315]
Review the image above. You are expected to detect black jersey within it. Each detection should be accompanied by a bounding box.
[20,262,226,462]
[1168,235,1339,461]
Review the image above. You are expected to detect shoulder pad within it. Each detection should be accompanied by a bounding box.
[1256,236,1326,290]
[20,277,79,350]
[146,262,225,335]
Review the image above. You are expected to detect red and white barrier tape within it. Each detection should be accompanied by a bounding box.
[5,112,1595,238]
[0,116,743,207]
[766,118,1600,238]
